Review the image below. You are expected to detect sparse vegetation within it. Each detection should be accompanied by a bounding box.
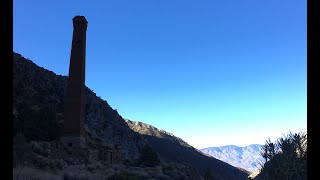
[13,166,61,180]
[13,133,33,167]
[138,144,161,167]
[255,131,307,180]
[108,170,138,180]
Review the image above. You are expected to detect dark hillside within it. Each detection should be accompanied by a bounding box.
[13,52,249,179]
[13,52,144,159]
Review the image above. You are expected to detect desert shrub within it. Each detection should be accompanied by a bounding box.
[30,141,43,154]
[138,144,161,167]
[108,170,138,180]
[49,159,64,170]
[123,158,139,167]
[14,102,34,138]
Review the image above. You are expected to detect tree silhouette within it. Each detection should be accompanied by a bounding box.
[138,143,161,167]
[256,131,307,180]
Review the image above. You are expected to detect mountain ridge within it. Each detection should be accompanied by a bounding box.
[200,144,264,173]
[125,119,250,179]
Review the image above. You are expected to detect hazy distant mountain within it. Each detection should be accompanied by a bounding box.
[200,144,265,173]
[126,119,250,179]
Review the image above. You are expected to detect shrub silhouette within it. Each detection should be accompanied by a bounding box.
[256,131,307,180]
[138,143,161,167]
[108,170,138,180]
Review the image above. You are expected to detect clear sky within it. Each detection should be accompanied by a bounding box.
[14,0,306,149]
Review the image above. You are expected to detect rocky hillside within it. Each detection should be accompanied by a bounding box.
[200,144,264,173]
[13,52,144,159]
[126,119,250,180]
[124,119,191,148]
[13,52,249,179]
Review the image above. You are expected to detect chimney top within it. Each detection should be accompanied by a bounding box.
[73,16,87,29]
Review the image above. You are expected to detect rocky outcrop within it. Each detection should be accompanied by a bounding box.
[125,119,191,148]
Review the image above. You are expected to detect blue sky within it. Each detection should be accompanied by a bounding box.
[14,0,306,148]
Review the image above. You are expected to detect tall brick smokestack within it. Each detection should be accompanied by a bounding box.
[61,16,88,148]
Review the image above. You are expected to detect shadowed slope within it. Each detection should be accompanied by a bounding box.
[13,52,144,159]
[13,52,249,179]
[126,119,250,180]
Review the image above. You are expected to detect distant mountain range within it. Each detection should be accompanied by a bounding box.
[200,144,265,173]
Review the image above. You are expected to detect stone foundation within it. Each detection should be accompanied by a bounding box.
[88,144,122,164]
[61,136,86,148]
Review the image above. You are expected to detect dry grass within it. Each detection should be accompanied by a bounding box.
[13,165,114,180]
[13,166,61,180]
